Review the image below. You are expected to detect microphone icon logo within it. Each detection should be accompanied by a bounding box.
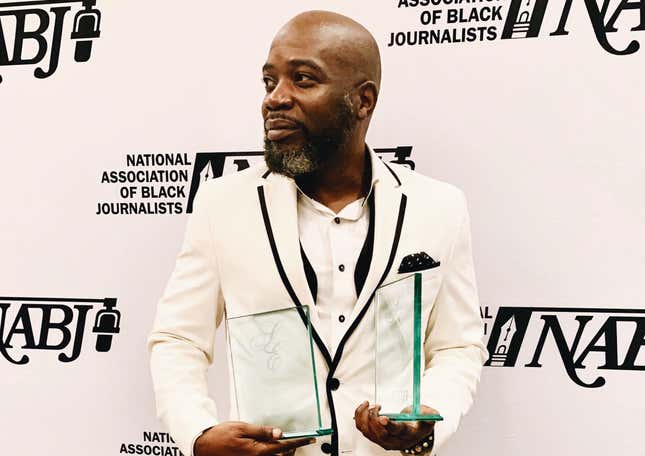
[92,298,120,352]
[70,0,102,63]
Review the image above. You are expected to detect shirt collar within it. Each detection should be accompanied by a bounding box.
[362,145,379,207]
[296,145,379,215]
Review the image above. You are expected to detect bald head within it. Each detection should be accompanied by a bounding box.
[261,11,382,178]
[271,10,381,91]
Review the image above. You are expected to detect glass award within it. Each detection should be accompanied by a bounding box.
[227,305,333,439]
[375,273,443,422]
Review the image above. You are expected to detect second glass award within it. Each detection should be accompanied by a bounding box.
[227,305,333,439]
[375,273,443,422]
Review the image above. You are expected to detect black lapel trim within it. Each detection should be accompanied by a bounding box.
[256,186,332,366]
[353,193,375,298]
[382,161,402,186]
[257,185,339,453]
[325,382,339,456]
[323,193,407,456]
[257,186,407,456]
[331,193,407,368]
[299,244,317,304]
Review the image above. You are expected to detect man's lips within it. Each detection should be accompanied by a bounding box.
[265,118,302,141]
[267,128,301,141]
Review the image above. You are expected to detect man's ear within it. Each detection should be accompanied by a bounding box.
[356,80,379,120]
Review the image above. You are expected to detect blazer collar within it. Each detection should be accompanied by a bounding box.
[351,146,405,322]
[257,145,406,356]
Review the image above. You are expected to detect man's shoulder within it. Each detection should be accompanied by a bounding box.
[390,163,466,205]
[195,162,269,199]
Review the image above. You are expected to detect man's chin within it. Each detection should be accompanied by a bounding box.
[263,140,320,178]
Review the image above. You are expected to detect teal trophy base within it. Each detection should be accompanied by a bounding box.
[281,428,334,439]
[383,413,444,422]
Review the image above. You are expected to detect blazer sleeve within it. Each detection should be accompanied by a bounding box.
[420,191,488,453]
[148,184,224,456]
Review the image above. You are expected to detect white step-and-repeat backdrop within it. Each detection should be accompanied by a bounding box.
[1,0,643,455]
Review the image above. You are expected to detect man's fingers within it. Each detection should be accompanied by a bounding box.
[276,451,296,456]
[419,404,440,416]
[385,419,434,441]
[366,405,389,441]
[354,401,370,433]
[354,401,369,420]
[260,437,316,455]
[241,423,282,441]
[384,418,408,436]
[414,420,435,437]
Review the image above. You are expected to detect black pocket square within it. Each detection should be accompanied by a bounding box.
[398,252,440,273]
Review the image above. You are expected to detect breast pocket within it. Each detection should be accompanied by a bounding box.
[382,266,443,309]
[418,267,443,309]
[373,267,443,364]
[379,267,443,341]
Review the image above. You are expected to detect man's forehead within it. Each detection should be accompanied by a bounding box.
[262,55,325,76]
[263,12,381,86]
[269,28,328,58]
[273,18,342,47]
[265,31,351,73]
[265,46,321,67]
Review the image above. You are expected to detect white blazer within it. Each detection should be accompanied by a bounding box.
[148,147,487,456]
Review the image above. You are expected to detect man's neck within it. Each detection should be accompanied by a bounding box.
[296,140,371,214]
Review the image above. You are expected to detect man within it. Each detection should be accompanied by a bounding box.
[149,10,486,456]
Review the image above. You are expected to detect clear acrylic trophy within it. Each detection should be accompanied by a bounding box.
[375,273,443,422]
[227,305,333,439]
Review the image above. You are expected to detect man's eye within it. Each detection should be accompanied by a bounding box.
[262,77,276,91]
[295,73,315,84]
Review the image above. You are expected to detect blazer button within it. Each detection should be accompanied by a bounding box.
[321,442,333,454]
[328,377,340,391]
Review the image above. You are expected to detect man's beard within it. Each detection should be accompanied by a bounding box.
[263,95,355,178]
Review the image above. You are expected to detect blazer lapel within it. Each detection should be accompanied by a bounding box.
[256,172,334,368]
[259,172,318,316]
[349,156,406,325]
[256,151,407,368]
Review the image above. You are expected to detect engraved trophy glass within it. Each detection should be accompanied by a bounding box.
[375,273,443,422]
[227,305,333,439]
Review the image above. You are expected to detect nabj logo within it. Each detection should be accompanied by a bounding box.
[482,305,645,388]
[0,0,101,83]
[500,0,644,55]
[95,147,416,215]
[0,296,120,364]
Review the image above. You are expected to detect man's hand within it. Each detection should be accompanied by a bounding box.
[354,402,437,451]
[194,422,316,456]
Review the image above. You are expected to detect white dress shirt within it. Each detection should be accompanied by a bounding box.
[296,173,377,354]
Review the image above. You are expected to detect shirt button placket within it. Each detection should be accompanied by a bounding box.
[330,215,344,352]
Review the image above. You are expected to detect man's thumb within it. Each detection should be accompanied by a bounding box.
[244,424,282,441]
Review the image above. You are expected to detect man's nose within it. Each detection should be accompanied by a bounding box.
[263,81,294,111]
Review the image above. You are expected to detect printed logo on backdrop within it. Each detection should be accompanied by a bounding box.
[392,0,644,55]
[480,305,645,388]
[0,0,101,84]
[119,431,183,456]
[0,296,120,364]
[95,146,415,215]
